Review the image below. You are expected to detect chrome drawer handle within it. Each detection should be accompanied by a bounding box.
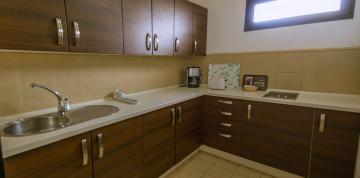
[81,139,88,166]
[153,34,159,51]
[219,111,232,116]
[177,106,182,123]
[175,38,180,52]
[146,33,152,51]
[220,123,232,127]
[98,133,104,159]
[55,18,64,46]
[319,114,326,133]
[193,40,197,55]
[217,100,233,105]
[171,108,176,126]
[73,21,80,47]
[219,133,232,138]
[247,104,252,120]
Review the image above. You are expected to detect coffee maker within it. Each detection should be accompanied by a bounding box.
[186,67,201,88]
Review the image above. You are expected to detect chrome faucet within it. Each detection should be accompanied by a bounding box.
[30,83,70,116]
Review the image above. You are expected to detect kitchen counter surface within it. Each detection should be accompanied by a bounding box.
[1,86,360,158]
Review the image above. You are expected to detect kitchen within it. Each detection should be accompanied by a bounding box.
[0,0,359,178]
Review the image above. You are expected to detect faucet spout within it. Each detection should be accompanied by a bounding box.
[30,83,70,116]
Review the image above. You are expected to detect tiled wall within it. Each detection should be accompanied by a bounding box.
[0,52,202,117]
[0,48,359,118]
[200,48,360,94]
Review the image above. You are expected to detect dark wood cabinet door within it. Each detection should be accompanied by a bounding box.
[175,97,202,162]
[144,106,176,178]
[4,133,92,178]
[152,0,175,56]
[192,3,207,56]
[174,0,193,56]
[0,0,69,52]
[123,0,153,55]
[92,116,143,178]
[310,110,360,178]
[243,101,314,177]
[65,0,124,54]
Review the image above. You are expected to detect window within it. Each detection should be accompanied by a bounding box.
[245,0,356,31]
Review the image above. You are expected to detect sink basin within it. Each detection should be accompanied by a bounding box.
[2,114,70,137]
[65,105,119,124]
[1,105,119,137]
[263,91,299,100]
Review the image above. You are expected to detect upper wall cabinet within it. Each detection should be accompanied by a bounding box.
[122,0,175,56]
[174,0,193,56]
[0,0,69,52]
[122,0,153,55]
[152,0,175,55]
[192,3,208,56]
[65,0,124,54]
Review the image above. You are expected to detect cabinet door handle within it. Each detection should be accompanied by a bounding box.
[146,33,152,51]
[193,40,197,55]
[319,114,326,133]
[177,106,182,123]
[220,123,232,127]
[97,133,104,159]
[217,100,233,105]
[219,133,232,138]
[73,21,80,47]
[55,18,64,46]
[247,104,252,120]
[153,34,159,51]
[219,111,232,116]
[175,38,180,52]
[81,139,88,166]
[171,108,176,126]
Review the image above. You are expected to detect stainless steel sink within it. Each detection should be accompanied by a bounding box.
[65,105,119,124]
[1,105,119,137]
[263,91,299,100]
[2,114,70,137]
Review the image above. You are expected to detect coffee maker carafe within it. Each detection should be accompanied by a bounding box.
[186,67,201,88]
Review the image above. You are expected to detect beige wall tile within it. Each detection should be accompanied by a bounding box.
[276,73,302,90]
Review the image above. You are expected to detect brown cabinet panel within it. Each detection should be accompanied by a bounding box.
[4,133,92,178]
[174,0,193,56]
[175,97,202,162]
[0,0,69,51]
[310,110,360,178]
[192,3,207,56]
[65,0,124,53]
[152,0,175,55]
[92,116,143,178]
[123,0,153,55]
[143,106,176,178]
[243,101,314,177]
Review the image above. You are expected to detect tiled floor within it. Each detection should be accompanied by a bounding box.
[166,151,277,178]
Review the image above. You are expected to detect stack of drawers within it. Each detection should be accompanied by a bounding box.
[201,96,245,156]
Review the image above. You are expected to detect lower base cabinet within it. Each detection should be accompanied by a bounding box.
[143,106,176,178]
[92,116,143,178]
[4,96,360,178]
[310,110,360,178]
[4,133,93,178]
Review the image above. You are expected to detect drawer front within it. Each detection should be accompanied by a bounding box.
[203,115,243,134]
[204,96,244,110]
[203,107,243,121]
[202,126,243,156]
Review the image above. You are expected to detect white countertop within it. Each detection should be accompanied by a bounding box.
[1,86,360,158]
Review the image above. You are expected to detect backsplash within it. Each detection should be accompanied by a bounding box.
[0,48,359,117]
[200,48,360,94]
[0,52,202,117]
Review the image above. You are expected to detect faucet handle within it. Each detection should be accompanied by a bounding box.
[62,98,70,112]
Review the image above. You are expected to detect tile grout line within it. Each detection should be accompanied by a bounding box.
[201,157,219,177]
